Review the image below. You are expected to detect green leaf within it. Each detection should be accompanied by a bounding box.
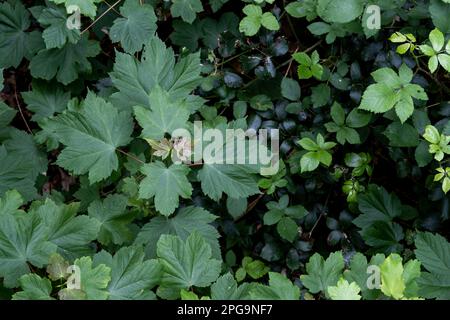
[0,146,39,201]
[277,217,298,242]
[0,207,56,287]
[281,77,301,101]
[0,101,16,127]
[211,273,253,300]
[198,164,260,201]
[0,1,43,68]
[22,81,70,121]
[110,36,202,111]
[359,83,397,113]
[157,233,221,291]
[135,206,220,259]
[30,35,100,85]
[330,102,346,126]
[50,0,101,19]
[12,274,54,300]
[317,0,364,24]
[429,28,445,52]
[380,253,405,299]
[260,12,279,31]
[139,162,192,216]
[300,252,345,296]
[37,3,81,49]
[250,272,300,300]
[94,246,161,300]
[88,194,134,246]
[44,92,133,183]
[109,0,157,54]
[34,199,100,260]
[170,0,204,24]
[415,232,450,276]
[133,87,190,140]
[72,256,111,300]
[384,122,419,147]
[327,278,361,300]
[429,0,450,34]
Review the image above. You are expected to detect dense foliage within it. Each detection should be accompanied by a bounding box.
[0,0,449,300]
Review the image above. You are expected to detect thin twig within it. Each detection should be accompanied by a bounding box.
[13,83,32,135]
[81,0,122,35]
[117,148,145,164]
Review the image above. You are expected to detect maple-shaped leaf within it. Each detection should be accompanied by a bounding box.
[0,101,16,127]
[157,233,221,292]
[63,256,111,300]
[249,272,300,300]
[0,1,43,68]
[0,193,56,287]
[44,92,133,183]
[138,162,192,216]
[30,34,100,85]
[12,274,54,300]
[110,36,202,111]
[109,0,157,54]
[327,278,362,300]
[88,194,134,246]
[35,3,81,49]
[135,206,220,259]
[170,0,204,24]
[133,86,190,140]
[22,80,70,121]
[94,246,162,300]
[300,252,345,296]
[32,199,100,260]
[50,0,102,19]
[211,273,254,300]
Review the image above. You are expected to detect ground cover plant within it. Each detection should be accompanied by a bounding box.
[0,0,449,300]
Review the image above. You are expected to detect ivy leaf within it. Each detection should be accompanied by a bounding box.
[94,246,162,300]
[133,87,190,140]
[0,1,43,68]
[300,252,345,296]
[44,92,133,184]
[22,81,70,121]
[12,274,54,300]
[71,256,111,300]
[110,36,202,111]
[0,202,56,287]
[135,206,220,259]
[250,272,300,300]
[327,278,362,300]
[109,0,157,54]
[30,35,100,85]
[37,3,81,49]
[139,162,192,216]
[50,0,101,19]
[170,0,204,24]
[157,233,221,291]
[34,199,100,260]
[88,194,134,246]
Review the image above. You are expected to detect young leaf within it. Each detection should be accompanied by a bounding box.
[327,278,362,300]
[12,274,54,300]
